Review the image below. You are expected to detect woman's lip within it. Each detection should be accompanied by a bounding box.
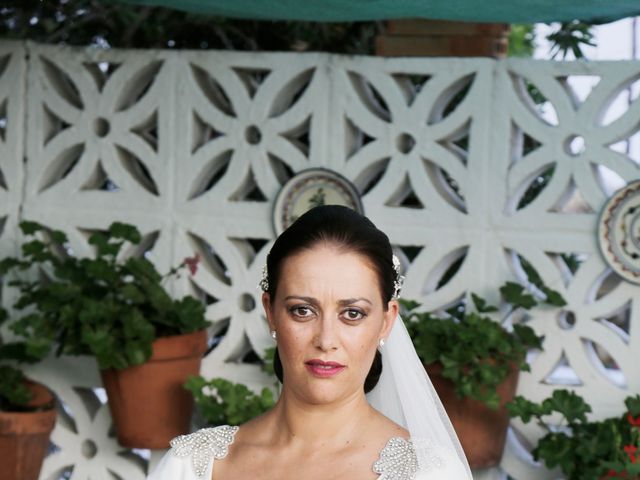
[305,364,346,378]
[305,359,345,367]
[305,360,346,378]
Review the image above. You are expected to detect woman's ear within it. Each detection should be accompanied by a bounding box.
[262,292,275,331]
[381,299,399,338]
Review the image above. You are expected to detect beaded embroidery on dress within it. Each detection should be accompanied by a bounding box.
[373,437,419,479]
[167,426,446,480]
[170,425,239,479]
[373,437,446,479]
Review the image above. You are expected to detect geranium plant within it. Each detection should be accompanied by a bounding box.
[0,307,45,411]
[404,280,564,409]
[0,221,210,370]
[185,376,275,426]
[0,305,57,480]
[508,389,640,479]
[185,347,277,426]
[0,364,30,411]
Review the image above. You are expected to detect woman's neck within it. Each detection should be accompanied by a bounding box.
[268,387,375,447]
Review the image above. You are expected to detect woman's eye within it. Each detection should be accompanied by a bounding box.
[291,306,314,317]
[343,309,365,321]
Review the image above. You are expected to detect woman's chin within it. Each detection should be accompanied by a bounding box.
[298,383,355,405]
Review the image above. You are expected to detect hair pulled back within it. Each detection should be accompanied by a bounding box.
[265,205,396,394]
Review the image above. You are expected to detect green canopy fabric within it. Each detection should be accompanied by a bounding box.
[113,0,640,24]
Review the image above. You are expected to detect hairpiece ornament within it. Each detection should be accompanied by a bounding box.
[259,265,269,292]
[392,254,404,299]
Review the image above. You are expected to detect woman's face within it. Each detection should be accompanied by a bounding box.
[263,243,398,405]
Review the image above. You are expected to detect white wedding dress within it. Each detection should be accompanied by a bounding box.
[147,424,469,480]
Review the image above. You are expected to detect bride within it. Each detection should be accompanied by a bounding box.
[148,205,472,479]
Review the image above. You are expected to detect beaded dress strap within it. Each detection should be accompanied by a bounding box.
[169,425,239,478]
[373,437,419,479]
[373,437,448,479]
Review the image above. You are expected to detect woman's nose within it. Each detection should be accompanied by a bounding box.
[313,316,338,351]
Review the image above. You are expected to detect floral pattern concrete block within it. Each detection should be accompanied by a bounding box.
[0,41,638,479]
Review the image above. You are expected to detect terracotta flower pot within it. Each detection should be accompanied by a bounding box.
[101,329,208,449]
[0,380,57,480]
[425,362,519,468]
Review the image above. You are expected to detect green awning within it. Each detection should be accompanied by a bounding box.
[112,0,640,24]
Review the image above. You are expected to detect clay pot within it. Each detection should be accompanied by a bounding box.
[101,329,208,449]
[0,380,57,480]
[425,362,519,468]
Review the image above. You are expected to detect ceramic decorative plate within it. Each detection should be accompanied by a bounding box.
[273,168,363,235]
[598,180,640,284]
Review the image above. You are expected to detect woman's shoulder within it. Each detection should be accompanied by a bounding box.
[374,436,469,480]
[170,425,239,460]
[147,426,238,480]
[373,436,418,479]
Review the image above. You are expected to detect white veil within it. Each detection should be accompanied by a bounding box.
[366,315,473,478]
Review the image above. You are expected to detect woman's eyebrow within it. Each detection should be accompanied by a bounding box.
[337,298,372,306]
[284,295,318,304]
[283,296,372,306]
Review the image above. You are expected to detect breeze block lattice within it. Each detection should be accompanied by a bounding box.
[0,41,639,479]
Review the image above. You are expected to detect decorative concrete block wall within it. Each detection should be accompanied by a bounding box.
[0,40,638,479]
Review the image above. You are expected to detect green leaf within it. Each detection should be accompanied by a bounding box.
[171,296,209,332]
[535,432,574,470]
[88,232,121,257]
[545,389,591,423]
[0,341,44,363]
[0,365,31,409]
[19,221,44,236]
[541,286,567,307]
[82,324,114,363]
[471,293,498,313]
[21,240,48,258]
[520,257,544,288]
[109,222,142,244]
[513,324,543,350]
[500,282,537,310]
[125,257,162,282]
[106,351,129,370]
[484,393,501,410]
[124,341,148,366]
[625,395,640,417]
[0,257,23,275]
[122,309,154,341]
[506,395,542,423]
[50,230,67,244]
[120,284,146,304]
[24,336,53,360]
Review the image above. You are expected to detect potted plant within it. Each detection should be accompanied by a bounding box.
[184,347,277,426]
[0,308,56,480]
[508,389,640,479]
[0,221,211,449]
[403,279,565,468]
[185,376,276,427]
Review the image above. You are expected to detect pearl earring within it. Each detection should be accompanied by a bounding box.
[379,338,385,347]
[271,330,277,340]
